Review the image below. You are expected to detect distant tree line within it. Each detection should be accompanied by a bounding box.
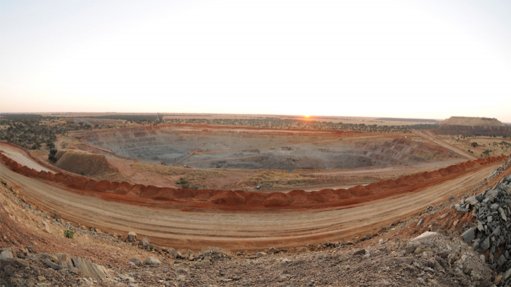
[91,114,161,123]
[433,125,511,137]
[164,118,435,133]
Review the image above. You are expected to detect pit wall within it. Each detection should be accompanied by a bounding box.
[0,152,506,211]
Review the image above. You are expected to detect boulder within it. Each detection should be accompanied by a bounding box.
[127,231,137,242]
[499,207,507,221]
[0,249,14,260]
[465,196,479,206]
[143,256,161,267]
[505,267,511,280]
[484,189,499,202]
[129,257,142,267]
[353,249,367,256]
[479,237,490,251]
[461,227,476,244]
[140,237,153,250]
[411,231,439,242]
[455,204,469,213]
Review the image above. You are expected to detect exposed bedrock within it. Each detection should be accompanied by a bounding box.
[457,158,511,286]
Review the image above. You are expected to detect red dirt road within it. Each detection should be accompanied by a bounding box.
[0,144,507,250]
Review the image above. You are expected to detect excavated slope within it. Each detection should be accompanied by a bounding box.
[78,126,461,170]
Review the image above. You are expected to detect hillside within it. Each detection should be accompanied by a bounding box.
[441,116,505,127]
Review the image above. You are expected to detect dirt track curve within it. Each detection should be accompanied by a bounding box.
[413,130,477,160]
[0,143,507,250]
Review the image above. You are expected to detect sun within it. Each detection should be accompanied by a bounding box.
[304,115,311,119]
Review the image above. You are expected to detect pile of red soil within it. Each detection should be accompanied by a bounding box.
[0,152,506,211]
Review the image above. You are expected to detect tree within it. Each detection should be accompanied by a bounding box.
[48,148,58,163]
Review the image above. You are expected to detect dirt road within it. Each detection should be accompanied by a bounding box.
[0,143,55,173]
[0,146,502,250]
[413,130,477,160]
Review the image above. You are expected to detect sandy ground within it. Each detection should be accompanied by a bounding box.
[0,143,501,250]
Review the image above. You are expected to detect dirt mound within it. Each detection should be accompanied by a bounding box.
[55,150,117,176]
[441,116,504,127]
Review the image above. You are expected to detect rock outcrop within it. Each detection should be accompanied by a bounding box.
[458,175,511,286]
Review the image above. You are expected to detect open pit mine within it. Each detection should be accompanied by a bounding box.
[1,115,511,286]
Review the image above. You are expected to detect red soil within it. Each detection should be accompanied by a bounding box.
[0,151,505,212]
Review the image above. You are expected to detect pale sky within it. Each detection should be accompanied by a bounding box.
[1,0,511,121]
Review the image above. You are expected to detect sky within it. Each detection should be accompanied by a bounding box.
[1,0,511,121]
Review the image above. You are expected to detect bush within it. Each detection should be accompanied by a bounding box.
[48,148,58,163]
[175,177,190,189]
[64,229,74,239]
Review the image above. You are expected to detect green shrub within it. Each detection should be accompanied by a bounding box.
[176,177,190,188]
[64,229,75,239]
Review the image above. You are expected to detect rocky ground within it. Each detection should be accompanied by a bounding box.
[457,175,511,286]
[1,166,511,286]
[0,231,495,287]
